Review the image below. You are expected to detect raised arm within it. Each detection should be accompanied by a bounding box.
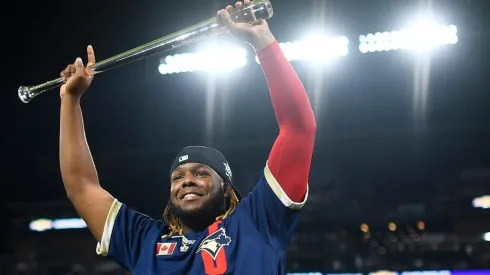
[59,46,114,242]
[220,3,316,204]
[258,40,317,203]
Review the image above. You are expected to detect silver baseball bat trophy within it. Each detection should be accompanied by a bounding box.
[18,0,273,103]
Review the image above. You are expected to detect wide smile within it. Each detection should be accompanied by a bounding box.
[180,192,205,202]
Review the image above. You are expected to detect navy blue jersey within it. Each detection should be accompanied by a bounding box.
[96,166,308,274]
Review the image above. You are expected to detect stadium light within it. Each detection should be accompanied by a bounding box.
[472,195,490,209]
[484,232,490,242]
[358,21,458,54]
[255,36,349,63]
[158,45,247,75]
[158,36,349,75]
[156,19,461,75]
[29,218,87,232]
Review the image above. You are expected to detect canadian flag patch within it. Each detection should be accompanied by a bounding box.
[156,242,177,255]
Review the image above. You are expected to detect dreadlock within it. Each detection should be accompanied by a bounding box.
[163,184,239,238]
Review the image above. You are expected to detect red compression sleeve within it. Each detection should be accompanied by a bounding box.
[256,41,317,202]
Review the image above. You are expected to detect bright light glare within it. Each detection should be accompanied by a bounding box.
[484,232,490,242]
[29,219,52,232]
[52,218,87,230]
[158,45,247,75]
[359,22,458,54]
[472,195,490,209]
[29,218,87,232]
[158,36,349,75]
[255,36,349,64]
[294,35,349,61]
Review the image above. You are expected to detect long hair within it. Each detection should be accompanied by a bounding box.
[163,184,239,237]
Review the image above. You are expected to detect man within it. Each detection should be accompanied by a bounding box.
[59,1,316,274]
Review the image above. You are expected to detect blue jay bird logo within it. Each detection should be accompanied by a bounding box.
[196,228,231,260]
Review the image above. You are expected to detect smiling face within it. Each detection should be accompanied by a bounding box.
[170,162,226,219]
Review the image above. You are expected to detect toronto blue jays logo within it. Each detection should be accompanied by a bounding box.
[196,228,231,260]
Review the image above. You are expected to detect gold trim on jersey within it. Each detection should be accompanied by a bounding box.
[264,163,308,210]
[96,199,122,256]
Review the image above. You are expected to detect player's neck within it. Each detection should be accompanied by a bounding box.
[181,218,214,234]
[181,224,194,234]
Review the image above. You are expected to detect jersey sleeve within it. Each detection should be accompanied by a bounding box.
[237,163,308,249]
[95,199,165,270]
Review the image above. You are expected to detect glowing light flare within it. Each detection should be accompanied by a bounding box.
[159,45,247,75]
[388,222,397,231]
[29,218,87,232]
[255,36,349,63]
[359,23,458,53]
[472,195,490,209]
[300,35,349,61]
[484,232,490,242]
[158,36,349,75]
[360,223,369,232]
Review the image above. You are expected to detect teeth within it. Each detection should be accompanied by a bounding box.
[184,193,198,199]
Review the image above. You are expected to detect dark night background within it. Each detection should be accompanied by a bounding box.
[2,0,489,273]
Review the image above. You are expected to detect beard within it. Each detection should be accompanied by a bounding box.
[168,187,227,231]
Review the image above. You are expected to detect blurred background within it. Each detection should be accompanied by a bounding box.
[2,0,489,274]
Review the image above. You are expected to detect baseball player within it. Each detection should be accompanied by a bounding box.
[59,1,317,274]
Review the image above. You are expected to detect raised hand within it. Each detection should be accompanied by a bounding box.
[60,45,96,99]
[218,0,276,50]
